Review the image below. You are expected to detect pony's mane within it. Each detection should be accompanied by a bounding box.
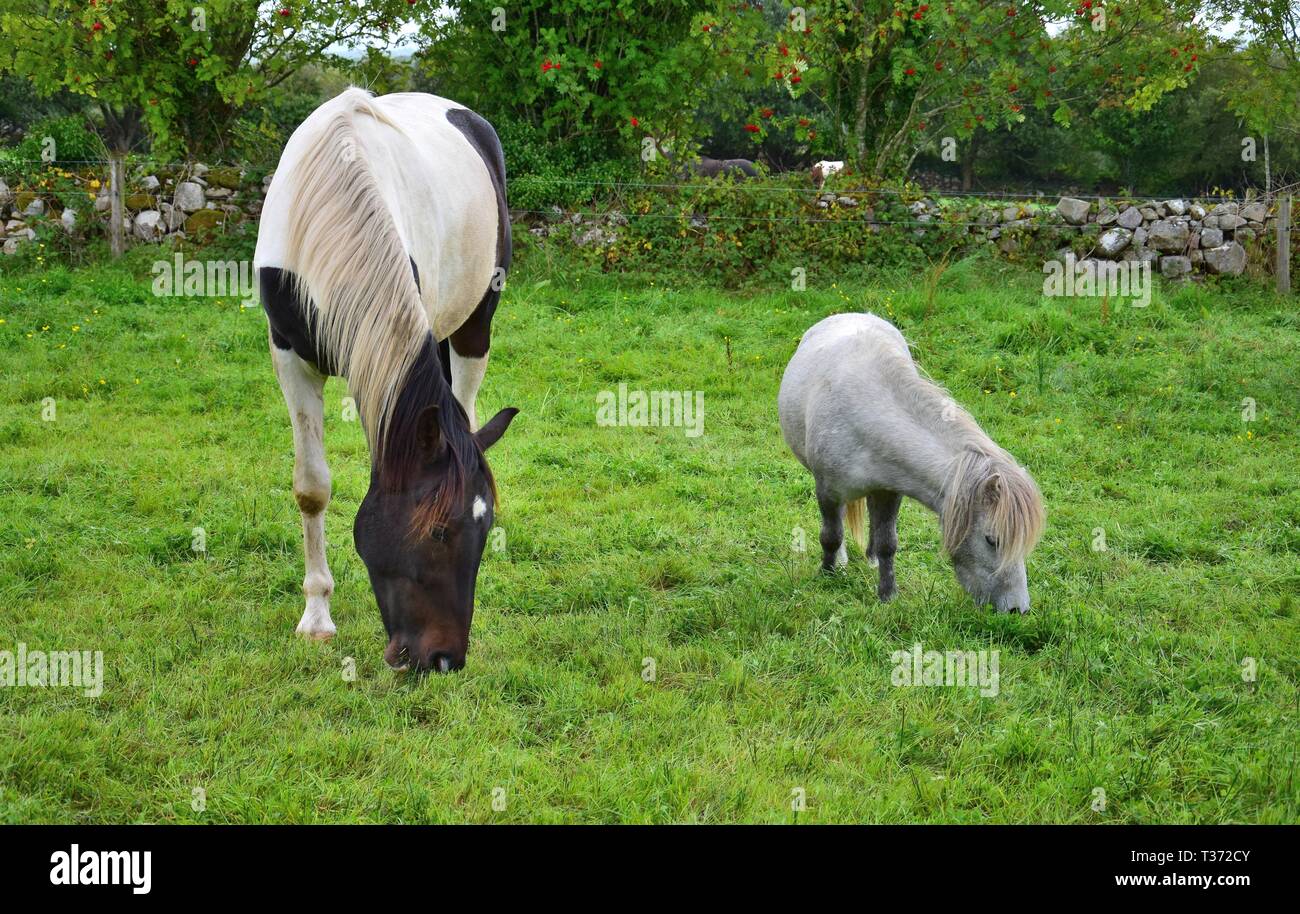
[282,87,426,465]
[858,323,1045,566]
[941,445,1046,568]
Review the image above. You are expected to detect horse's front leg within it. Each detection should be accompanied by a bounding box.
[270,339,336,640]
[449,346,488,430]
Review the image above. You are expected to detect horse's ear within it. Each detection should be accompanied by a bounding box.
[983,473,1005,503]
[417,405,442,457]
[475,407,519,451]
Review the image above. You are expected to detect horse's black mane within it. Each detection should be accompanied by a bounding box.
[379,334,491,534]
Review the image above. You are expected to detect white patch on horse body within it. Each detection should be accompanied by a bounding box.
[253,89,500,444]
[472,495,487,520]
[450,350,489,429]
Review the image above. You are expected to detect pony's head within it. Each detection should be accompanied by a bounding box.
[941,447,1045,613]
[354,382,518,673]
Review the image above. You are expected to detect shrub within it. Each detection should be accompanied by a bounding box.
[497,120,637,212]
[538,173,979,286]
[13,115,104,165]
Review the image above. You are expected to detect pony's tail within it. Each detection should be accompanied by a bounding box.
[282,87,429,463]
[845,497,867,554]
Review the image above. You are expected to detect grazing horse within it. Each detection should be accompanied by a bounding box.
[254,88,518,672]
[778,313,1045,612]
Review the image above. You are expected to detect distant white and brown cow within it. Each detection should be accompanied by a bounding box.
[811,160,845,189]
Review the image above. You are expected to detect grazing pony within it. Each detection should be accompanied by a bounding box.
[254,88,518,672]
[778,313,1045,612]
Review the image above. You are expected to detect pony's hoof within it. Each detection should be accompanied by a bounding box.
[297,626,336,642]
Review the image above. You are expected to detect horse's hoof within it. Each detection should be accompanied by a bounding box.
[296,619,336,641]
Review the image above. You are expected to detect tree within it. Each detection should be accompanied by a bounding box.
[1204,0,1300,192]
[710,0,1220,180]
[416,0,720,156]
[0,0,419,255]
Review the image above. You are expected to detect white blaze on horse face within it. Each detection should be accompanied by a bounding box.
[473,496,487,521]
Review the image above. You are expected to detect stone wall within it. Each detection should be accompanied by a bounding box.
[0,169,1279,281]
[0,164,269,254]
[1042,195,1271,278]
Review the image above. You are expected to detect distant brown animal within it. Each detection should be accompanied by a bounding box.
[651,136,759,180]
[691,156,760,179]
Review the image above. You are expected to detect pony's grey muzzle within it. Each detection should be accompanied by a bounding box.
[995,592,1030,614]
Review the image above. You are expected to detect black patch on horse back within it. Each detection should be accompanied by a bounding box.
[410,256,420,292]
[446,107,511,359]
[259,266,337,375]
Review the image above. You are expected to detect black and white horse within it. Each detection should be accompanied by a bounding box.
[254,88,518,672]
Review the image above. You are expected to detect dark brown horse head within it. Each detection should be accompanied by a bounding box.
[353,347,518,673]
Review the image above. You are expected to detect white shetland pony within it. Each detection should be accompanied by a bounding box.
[779,313,1045,612]
[254,88,518,672]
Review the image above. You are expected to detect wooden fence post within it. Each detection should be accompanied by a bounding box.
[1277,195,1292,296]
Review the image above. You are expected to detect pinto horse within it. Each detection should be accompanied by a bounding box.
[779,313,1045,612]
[254,88,518,672]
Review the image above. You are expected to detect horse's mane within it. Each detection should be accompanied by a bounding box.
[282,86,427,467]
[386,336,494,537]
[281,87,482,530]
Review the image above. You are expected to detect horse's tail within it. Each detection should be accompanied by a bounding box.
[845,497,867,554]
[282,87,429,463]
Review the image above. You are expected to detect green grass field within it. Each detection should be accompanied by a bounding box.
[1,247,1297,823]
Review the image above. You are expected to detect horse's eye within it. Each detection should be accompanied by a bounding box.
[985,535,998,549]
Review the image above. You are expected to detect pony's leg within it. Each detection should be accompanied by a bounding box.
[817,491,848,571]
[448,348,488,430]
[269,340,336,640]
[867,491,903,601]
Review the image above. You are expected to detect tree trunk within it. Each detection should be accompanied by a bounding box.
[108,153,125,258]
[1264,134,1271,195]
[961,132,981,191]
[854,74,870,162]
